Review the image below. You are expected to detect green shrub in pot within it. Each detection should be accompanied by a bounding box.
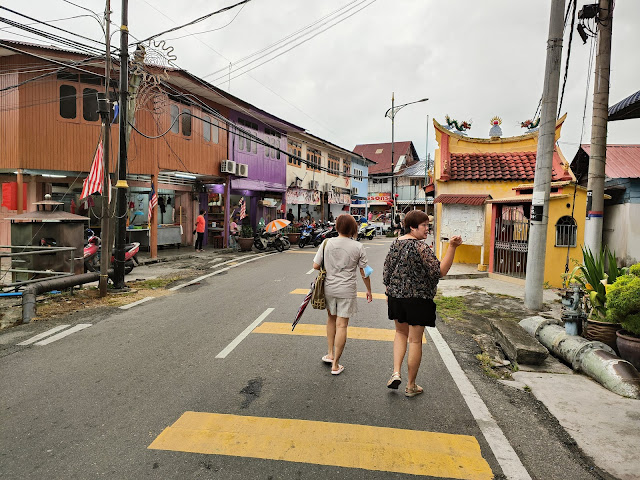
[606,264,640,336]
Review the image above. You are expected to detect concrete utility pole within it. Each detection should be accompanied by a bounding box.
[425,114,429,213]
[113,0,129,289]
[524,0,566,311]
[99,0,112,297]
[584,0,613,254]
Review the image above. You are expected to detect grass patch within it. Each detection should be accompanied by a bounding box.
[128,276,181,290]
[476,353,499,379]
[434,295,466,322]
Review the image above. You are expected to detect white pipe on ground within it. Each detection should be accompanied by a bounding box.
[520,316,640,399]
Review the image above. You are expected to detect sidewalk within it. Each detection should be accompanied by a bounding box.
[439,273,639,480]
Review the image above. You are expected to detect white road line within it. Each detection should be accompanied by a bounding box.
[17,325,70,346]
[216,308,274,359]
[34,324,92,346]
[306,268,315,275]
[119,296,154,310]
[426,326,531,480]
[169,253,272,291]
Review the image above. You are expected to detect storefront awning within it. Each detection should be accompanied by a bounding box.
[487,193,571,204]
[433,194,491,206]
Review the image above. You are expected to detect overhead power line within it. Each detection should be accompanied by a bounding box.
[203,0,378,83]
[136,0,253,44]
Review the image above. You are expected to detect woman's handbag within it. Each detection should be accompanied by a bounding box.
[311,240,327,310]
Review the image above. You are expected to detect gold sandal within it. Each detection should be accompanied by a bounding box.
[387,372,401,389]
[405,384,423,397]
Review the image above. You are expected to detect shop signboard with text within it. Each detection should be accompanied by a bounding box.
[286,187,321,205]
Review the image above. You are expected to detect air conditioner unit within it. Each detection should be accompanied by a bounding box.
[324,183,332,192]
[352,187,359,195]
[308,180,319,190]
[236,163,249,177]
[220,160,236,175]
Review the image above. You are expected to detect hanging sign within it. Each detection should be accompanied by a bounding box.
[367,193,391,202]
[286,187,321,205]
[328,191,350,204]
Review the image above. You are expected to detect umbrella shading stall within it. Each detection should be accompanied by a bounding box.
[265,219,291,232]
[292,282,315,331]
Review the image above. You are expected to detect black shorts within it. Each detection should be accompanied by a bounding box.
[387,296,437,327]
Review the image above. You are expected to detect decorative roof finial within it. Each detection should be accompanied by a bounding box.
[489,116,503,138]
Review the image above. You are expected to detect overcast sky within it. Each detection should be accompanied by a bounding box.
[2,0,639,162]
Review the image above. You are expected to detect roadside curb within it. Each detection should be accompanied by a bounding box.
[442,273,489,280]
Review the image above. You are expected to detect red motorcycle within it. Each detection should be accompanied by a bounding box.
[83,229,140,274]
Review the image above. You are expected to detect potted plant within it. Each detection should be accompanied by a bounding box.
[284,225,300,245]
[565,246,626,351]
[237,225,254,252]
[607,264,640,370]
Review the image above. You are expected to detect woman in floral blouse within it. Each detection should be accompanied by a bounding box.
[383,210,462,397]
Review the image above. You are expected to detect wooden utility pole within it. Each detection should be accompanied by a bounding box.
[584,0,613,254]
[99,0,112,297]
[524,0,565,310]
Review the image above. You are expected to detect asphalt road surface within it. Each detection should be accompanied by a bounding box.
[0,237,604,479]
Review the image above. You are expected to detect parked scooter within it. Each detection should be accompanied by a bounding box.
[357,222,376,241]
[253,228,286,252]
[83,229,140,274]
[298,225,314,248]
[313,223,338,247]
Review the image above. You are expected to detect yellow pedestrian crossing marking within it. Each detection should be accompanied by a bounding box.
[148,412,493,480]
[253,322,425,342]
[290,288,386,300]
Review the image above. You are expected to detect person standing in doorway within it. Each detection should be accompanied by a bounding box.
[328,212,334,223]
[286,208,295,223]
[195,210,206,252]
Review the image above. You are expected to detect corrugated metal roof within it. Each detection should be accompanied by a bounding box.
[580,144,640,179]
[433,194,491,206]
[609,89,640,121]
[8,211,89,222]
[353,142,416,174]
[398,160,427,177]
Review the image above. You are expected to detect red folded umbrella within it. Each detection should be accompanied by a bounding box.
[292,282,315,331]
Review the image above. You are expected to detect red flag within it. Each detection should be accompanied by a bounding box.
[80,143,111,202]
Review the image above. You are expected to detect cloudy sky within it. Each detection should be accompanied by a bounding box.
[2,0,639,162]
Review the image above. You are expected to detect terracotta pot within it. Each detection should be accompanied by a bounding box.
[237,237,254,252]
[583,318,622,353]
[616,330,640,371]
[287,233,300,245]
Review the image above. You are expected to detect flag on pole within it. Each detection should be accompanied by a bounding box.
[80,142,111,203]
[239,197,246,220]
[148,182,158,223]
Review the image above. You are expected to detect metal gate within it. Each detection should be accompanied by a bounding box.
[493,206,529,279]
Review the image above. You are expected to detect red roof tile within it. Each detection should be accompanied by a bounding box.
[580,144,640,179]
[447,151,572,182]
[353,142,416,174]
[433,194,491,206]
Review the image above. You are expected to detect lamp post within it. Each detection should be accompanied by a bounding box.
[385,93,428,223]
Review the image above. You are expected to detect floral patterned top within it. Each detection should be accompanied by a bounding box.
[383,238,441,300]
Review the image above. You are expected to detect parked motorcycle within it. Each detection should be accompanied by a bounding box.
[83,229,140,274]
[253,228,286,252]
[298,224,321,248]
[313,223,338,247]
[357,222,376,241]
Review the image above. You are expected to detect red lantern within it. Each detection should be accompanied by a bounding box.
[394,193,399,198]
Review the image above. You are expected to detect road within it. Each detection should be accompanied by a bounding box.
[0,237,602,479]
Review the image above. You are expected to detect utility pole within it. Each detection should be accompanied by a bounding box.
[390,92,396,222]
[524,0,566,310]
[424,114,429,213]
[98,0,111,297]
[584,0,613,254]
[113,0,129,289]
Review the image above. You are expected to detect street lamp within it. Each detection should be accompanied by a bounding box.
[384,93,428,223]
